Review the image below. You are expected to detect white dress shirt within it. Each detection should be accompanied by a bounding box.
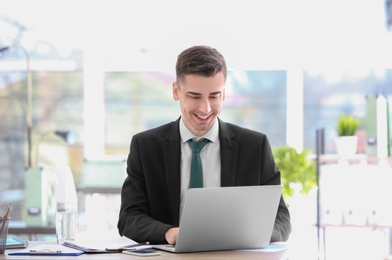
[179,118,221,216]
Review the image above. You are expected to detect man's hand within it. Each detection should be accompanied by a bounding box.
[165,227,179,245]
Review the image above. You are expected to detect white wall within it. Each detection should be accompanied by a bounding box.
[2,0,392,71]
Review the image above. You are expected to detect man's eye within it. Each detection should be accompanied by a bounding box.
[190,95,200,99]
[210,95,219,99]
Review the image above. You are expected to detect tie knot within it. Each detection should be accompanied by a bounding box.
[188,138,209,153]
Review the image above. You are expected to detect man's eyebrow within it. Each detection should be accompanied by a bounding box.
[187,91,222,96]
[187,91,201,95]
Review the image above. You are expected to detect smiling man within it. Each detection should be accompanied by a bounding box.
[118,45,291,245]
[173,72,225,137]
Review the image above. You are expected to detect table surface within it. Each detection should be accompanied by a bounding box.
[1,241,288,260]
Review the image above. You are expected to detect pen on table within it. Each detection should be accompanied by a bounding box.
[105,242,150,252]
[2,203,12,218]
[0,203,13,234]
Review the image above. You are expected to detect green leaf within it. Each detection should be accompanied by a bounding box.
[273,146,317,200]
[337,114,361,136]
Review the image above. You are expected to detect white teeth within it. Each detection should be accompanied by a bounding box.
[197,114,209,119]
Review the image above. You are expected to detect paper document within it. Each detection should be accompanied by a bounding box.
[62,236,150,253]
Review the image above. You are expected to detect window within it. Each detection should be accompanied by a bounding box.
[103,70,287,155]
[303,69,392,153]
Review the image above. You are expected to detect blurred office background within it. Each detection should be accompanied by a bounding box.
[1,0,392,258]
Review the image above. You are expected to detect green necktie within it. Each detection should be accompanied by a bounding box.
[188,138,210,188]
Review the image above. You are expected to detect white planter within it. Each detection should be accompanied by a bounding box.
[335,136,358,158]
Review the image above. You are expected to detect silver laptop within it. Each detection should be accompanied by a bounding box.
[153,185,282,253]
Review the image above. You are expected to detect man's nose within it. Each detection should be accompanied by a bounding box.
[199,98,211,114]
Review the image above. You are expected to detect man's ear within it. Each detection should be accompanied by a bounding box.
[222,88,226,101]
[172,82,179,101]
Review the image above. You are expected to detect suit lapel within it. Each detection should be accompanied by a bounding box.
[218,119,239,187]
[162,118,182,225]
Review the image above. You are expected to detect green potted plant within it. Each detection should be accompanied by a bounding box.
[273,146,317,201]
[336,114,361,157]
[337,114,361,136]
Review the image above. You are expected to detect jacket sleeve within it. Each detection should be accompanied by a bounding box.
[271,196,292,242]
[117,136,174,244]
[260,136,292,242]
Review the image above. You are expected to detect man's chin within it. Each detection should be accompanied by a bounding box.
[192,122,215,135]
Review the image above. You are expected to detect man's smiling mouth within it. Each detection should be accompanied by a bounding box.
[195,114,211,120]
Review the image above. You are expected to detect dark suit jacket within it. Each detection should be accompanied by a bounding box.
[118,117,291,244]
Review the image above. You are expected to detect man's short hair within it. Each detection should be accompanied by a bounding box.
[175,45,227,84]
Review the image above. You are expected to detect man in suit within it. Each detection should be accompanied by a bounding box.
[118,45,291,245]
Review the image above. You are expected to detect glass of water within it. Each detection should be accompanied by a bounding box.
[56,209,77,243]
[54,166,78,244]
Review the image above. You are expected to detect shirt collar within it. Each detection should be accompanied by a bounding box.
[180,117,219,144]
